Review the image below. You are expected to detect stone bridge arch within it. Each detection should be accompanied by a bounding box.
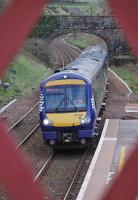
[33,16,129,56]
[51,16,129,55]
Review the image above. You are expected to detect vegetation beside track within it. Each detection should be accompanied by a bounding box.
[31,16,56,39]
[66,35,138,93]
[0,53,51,106]
[67,39,88,50]
[45,0,109,16]
[66,33,107,50]
[110,65,138,93]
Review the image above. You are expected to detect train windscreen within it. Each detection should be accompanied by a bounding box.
[45,85,87,113]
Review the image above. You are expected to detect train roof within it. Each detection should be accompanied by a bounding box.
[41,45,108,85]
[63,45,108,80]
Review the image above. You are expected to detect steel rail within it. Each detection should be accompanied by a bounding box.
[55,39,77,58]
[51,38,81,69]
[63,148,89,200]
[34,152,54,182]
[61,39,81,57]
[8,102,39,132]
[16,123,40,148]
[60,43,79,59]
[53,46,65,68]
[62,39,82,54]
[54,43,73,64]
[55,38,81,58]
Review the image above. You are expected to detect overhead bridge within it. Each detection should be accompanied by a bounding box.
[54,16,129,54]
[35,16,130,55]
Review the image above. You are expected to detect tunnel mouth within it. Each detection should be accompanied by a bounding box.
[56,32,108,51]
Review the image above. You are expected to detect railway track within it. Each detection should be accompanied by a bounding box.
[2,33,135,200]
[62,39,81,54]
[30,40,105,200]
[34,152,54,182]
[1,38,86,200]
[63,147,94,200]
[8,102,39,146]
[8,102,39,132]
[6,36,81,150]
[60,39,81,58]
[55,39,80,60]
[50,38,81,69]
[52,46,66,68]
[16,124,39,148]
[34,145,96,200]
[54,43,73,63]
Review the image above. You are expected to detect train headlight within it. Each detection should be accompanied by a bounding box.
[81,119,85,124]
[43,119,53,126]
[80,117,91,125]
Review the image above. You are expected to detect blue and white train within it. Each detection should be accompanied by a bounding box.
[39,45,108,148]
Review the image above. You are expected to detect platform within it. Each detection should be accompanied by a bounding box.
[125,103,138,112]
[77,119,138,200]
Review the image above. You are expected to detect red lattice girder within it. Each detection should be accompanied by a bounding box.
[0,0,49,199]
[108,0,138,58]
[0,123,48,200]
[102,0,138,200]
[0,0,46,76]
[102,144,138,200]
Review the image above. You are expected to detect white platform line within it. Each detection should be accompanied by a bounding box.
[0,99,17,114]
[104,137,117,141]
[76,119,109,200]
[125,109,138,113]
[108,68,132,94]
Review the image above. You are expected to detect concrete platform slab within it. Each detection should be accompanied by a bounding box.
[125,103,138,112]
[77,119,138,200]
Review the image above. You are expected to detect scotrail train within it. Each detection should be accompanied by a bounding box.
[39,45,108,148]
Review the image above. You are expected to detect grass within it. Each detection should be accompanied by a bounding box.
[49,2,90,6]
[66,34,107,50]
[44,5,70,16]
[111,66,138,93]
[66,34,138,93]
[0,53,51,106]
[67,39,89,50]
[44,5,92,16]
[44,0,109,16]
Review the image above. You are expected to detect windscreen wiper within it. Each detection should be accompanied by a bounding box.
[54,96,65,112]
[67,97,79,112]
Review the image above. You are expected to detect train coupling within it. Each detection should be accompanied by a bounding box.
[49,140,55,145]
[80,138,86,144]
[63,133,72,143]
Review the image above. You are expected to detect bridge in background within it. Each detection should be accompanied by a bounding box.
[53,16,129,54]
[35,16,130,55]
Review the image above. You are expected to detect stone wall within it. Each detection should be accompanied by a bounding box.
[33,16,130,55]
[53,16,129,54]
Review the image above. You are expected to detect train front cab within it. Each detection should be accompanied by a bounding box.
[39,76,96,148]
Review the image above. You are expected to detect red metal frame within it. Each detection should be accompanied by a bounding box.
[102,1,138,199]
[0,1,48,199]
[0,0,138,199]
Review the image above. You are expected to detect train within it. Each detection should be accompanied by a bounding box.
[39,45,108,148]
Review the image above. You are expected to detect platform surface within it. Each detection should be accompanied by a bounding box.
[125,103,138,112]
[77,119,138,200]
